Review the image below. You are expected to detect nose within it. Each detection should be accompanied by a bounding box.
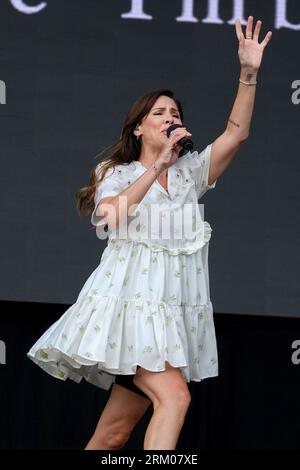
[165,115,174,125]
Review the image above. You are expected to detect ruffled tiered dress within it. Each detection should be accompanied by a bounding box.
[27,144,219,390]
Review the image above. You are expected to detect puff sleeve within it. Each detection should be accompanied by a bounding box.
[91,163,130,236]
[175,144,217,200]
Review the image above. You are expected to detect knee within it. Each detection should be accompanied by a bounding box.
[154,388,191,424]
[94,429,130,450]
[134,373,191,413]
[171,389,192,413]
[107,430,131,449]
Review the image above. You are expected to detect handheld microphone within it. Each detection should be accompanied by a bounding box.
[166,124,194,153]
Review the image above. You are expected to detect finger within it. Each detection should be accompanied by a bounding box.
[253,19,262,42]
[170,128,189,137]
[245,15,253,39]
[239,33,245,47]
[235,19,244,41]
[169,128,185,137]
[173,142,183,151]
[260,31,272,48]
[170,131,192,141]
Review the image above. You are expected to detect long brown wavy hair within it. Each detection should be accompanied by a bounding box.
[75,89,184,221]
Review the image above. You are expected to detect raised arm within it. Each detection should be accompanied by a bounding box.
[208,16,272,186]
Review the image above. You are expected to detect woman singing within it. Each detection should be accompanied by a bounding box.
[27,16,272,450]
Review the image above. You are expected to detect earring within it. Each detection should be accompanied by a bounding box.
[134,123,140,141]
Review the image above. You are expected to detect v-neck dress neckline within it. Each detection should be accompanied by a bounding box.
[136,161,171,197]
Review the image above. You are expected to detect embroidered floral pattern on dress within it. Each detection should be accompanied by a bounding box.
[27,144,219,391]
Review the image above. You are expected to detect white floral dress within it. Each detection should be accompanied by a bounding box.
[27,144,219,391]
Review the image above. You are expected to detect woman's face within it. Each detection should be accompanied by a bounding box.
[138,95,183,149]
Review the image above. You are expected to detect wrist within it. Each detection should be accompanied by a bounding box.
[152,160,165,176]
[240,66,258,83]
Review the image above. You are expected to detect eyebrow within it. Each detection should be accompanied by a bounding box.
[152,107,180,113]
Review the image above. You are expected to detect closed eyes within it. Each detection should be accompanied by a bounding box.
[154,112,180,118]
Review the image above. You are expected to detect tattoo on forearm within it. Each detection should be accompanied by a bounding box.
[246,73,253,82]
[228,118,240,128]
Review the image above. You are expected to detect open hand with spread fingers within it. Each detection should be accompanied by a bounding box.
[235,16,272,71]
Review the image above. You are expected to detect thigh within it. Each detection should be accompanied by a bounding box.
[94,382,151,434]
[114,367,149,400]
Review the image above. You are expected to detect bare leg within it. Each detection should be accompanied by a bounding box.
[133,362,191,450]
[85,383,151,450]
